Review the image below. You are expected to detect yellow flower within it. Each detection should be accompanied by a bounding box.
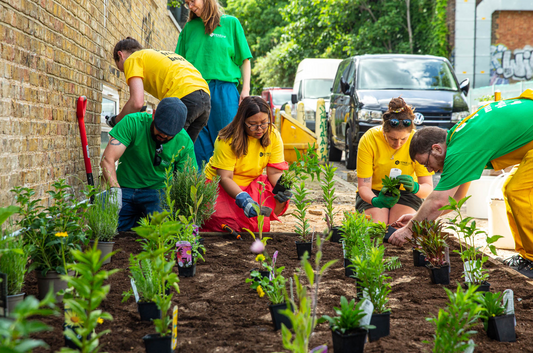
[492,314,496,317]
[97,317,104,324]
[55,232,68,238]
[257,285,265,298]
[255,254,265,262]
[65,309,83,327]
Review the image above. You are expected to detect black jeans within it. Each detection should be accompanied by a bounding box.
[180,90,211,143]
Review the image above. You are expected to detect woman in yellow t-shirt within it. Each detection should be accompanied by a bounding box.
[201,96,289,232]
[356,97,434,224]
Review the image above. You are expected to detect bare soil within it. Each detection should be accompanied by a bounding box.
[26,230,533,353]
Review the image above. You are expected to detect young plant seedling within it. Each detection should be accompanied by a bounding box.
[410,219,449,268]
[293,181,312,242]
[318,296,375,334]
[353,246,391,314]
[320,163,338,233]
[381,175,401,198]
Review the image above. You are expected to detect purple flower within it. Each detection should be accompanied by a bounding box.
[250,240,265,253]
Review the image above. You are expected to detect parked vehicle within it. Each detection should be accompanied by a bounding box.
[290,58,342,131]
[328,54,470,169]
[261,87,293,112]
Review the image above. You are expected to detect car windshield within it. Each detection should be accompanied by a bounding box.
[357,59,459,91]
[304,79,333,99]
[272,91,292,105]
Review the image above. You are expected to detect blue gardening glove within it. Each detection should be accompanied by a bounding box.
[396,174,420,194]
[235,192,259,218]
[371,187,400,209]
[105,115,118,128]
[274,190,292,203]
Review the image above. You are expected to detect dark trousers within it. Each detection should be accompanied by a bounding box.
[180,89,211,143]
[118,188,164,232]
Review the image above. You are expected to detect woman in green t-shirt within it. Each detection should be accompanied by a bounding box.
[176,0,253,168]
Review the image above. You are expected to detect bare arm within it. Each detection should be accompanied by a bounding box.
[115,77,144,123]
[266,167,283,188]
[100,138,127,188]
[357,177,376,204]
[413,175,433,199]
[217,169,243,199]
[239,59,251,104]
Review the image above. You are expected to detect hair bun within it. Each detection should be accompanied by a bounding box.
[388,97,407,113]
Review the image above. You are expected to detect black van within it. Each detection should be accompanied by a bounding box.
[328,54,470,169]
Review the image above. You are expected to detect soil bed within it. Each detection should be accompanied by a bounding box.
[27,231,533,353]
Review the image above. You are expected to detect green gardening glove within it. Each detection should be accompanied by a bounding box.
[371,187,400,209]
[396,174,420,194]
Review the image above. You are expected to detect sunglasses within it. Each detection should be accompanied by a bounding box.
[154,143,163,167]
[388,119,412,128]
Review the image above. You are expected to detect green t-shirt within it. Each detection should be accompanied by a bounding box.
[175,15,252,84]
[110,112,197,189]
[436,98,533,191]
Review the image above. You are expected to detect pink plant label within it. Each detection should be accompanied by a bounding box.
[176,241,193,267]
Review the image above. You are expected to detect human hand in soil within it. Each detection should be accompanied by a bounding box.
[371,187,400,208]
[396,174,420,193]
[390,213,414,228]
[388,225,413,246]
[235,192,259,218]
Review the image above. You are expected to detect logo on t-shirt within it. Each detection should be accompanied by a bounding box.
[395,160,400,165]
[210,33,226,39]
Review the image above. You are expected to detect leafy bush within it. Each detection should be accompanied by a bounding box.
[353,246,391,314]
[411,219,448,268]
[122,255,162,303]
[0,235,27,295]
[381,175,401,198]
[85,185,119,242]
[319,296,375,334]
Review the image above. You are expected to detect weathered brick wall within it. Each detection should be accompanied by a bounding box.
[0,0,181,207]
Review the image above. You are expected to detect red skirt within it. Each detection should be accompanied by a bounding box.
[201,174,289,233]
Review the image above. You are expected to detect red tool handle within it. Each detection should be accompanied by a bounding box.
[76,96,94,186]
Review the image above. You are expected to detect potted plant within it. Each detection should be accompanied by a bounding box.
[352,246,391,342]
[410,219,450,285]
[246,251,291,330]
[11,181,88,300]
[272,169,296,201]
[84,185,119,264]
[319,296,375,353]
[293,180,313,259]
[174,222,205,277]
[476,291,516,342]
[425,284,484,351]
[320,163,341,242]
[439,196,503,291]
[0,234,27,315]
[410,220,443,267]
[381,175,401,199]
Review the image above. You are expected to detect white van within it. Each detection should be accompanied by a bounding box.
[291,58,342,131]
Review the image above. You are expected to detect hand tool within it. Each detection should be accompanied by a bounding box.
[221,224,242,240]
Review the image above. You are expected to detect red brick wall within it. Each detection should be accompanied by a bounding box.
[492,11,533,49]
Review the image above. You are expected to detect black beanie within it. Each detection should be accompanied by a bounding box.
[153,97,188,137]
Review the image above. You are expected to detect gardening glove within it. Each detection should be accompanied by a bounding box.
[371,188,400,209]
[274,190,292,203]
[235,192,259,218]
[105,115,118,128]
[109,187,122,213]
[396,174,420,194]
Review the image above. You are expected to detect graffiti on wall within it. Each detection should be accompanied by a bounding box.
[142,13,154,47]
[491,44,533,85]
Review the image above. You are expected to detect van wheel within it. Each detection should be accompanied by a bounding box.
[328,130,342,162]
[345,127,357,170]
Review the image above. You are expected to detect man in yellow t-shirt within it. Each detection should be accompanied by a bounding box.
[107,37,211,142]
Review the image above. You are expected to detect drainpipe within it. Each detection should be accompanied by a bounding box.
[473,1,477,88]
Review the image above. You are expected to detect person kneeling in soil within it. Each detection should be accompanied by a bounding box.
[201,96,290,233]
[356,97,434,224]
[101,97,197,231]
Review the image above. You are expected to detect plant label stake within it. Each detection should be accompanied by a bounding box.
[176,241,193,267]
[0,272,6,317]
[389,168,402,178]
[464,339,475,353]
[131,279,139,303]
[359,299,374,327]
[503,289,516,326]
[172,305,178,350]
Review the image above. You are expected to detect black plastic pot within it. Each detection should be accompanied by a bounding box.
[463,281,491,293]
[487,314,516,342]
[426,264,450,285]
[138,301,161,321]
[331,328,367,353]
[295,241,312,260]
[269,302,293,331]
[250,268,271,280]
[142,333,173,353]
[413,249,429,267]
[368,311,391,342]
[63,324,90,349]
[344,258,356,278]
[383,226,396,243]
[178,263,196,277]
[330,226,343,243]
[272,181,288,195]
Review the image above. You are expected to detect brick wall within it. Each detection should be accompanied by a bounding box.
[0,0,181,207]
[492,11,533,49]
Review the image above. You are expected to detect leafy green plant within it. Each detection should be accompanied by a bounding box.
[122,255,162,303]
[410,219,448,268]
[353,246,391,314]
[341,212,377,262]
[318,296,375,334]
[425,284,484,353]
[477,94,494,102]
[84,185,119,242]
[12,180,89,276]
[439,196,503,283]
[280,232,338,352]
[381,175,401,198]
[59,242,119,353]
[246,252,286,305]
[0,234,28,295]
[279,169,297,190]
[321,163,338,231]
[293,181,312,242]
[289,143,321,181]
[476,291,506,331]
[0,290,58,352]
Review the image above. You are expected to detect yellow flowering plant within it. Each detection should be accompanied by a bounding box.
[246,251,287,305]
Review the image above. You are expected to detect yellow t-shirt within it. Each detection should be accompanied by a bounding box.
[357,125,433,190]
[124,49,210,100]
[205,128,286,187]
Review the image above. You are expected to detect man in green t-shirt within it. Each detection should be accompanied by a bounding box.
[388,91,533,278]
[101,97,197,231]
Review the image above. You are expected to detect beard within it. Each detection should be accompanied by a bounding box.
[150,122,171,144]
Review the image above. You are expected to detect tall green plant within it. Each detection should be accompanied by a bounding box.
[293,181,311,242]
[0,235,27,295]
[353,246,391,314]
[84,185,119,242]
[320,163,338,231]
[122,255,162,303]
[290,144,321,181]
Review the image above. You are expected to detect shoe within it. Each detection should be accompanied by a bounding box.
[504,255,533,278]
[503,254,526,268]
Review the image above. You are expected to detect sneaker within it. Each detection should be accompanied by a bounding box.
[504,255,533,278]
[503,254,526,268]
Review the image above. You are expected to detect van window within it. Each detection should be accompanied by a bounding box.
[303,79,333,99]
[357,59,458,91]
[333,60,352,94]
[272,91,292,106]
